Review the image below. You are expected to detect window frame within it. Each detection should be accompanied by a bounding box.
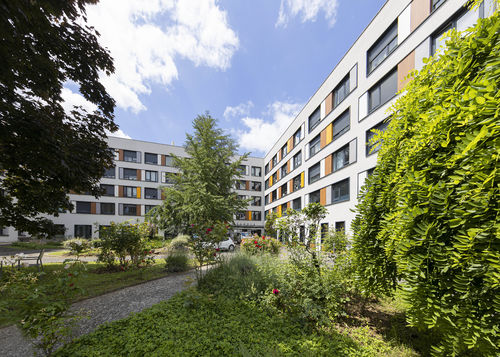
[144,152,158,165]
[308,106,321,133]
[123,186,137,198]
[100,184,115,197]
[293,151,302,169]
[332,144,350,172]
[123,150,138,163]
[309,134,321,157]
[368,68,398,114]
[333,74,350,108]
[100,202,115,215]
[308,163,321,184]
[331,178,350,204]
[309,190,321,204]
[367,21,398,74]
[144,187,158,200]
[75,201,91,214]
[122,204,138,216]
[366,118,390,156]
[145,170,158,182]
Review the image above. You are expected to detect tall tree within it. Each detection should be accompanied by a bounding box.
[352,4,499,356]
[0,1,116,236]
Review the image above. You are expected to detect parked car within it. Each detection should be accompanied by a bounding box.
[217,237,235,252]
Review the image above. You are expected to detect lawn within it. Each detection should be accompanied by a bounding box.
[0,260,178,328]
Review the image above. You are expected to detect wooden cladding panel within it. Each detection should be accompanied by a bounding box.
[289,180,293,193]
[90,202,97,214]
[278,187,282,199]
[118,186,124,197]
[161,155,166,166]
[269,160,273,170]
[269,194,272,204]
[287,201,291,210]
[287,160,291,173]
[136,170,142,181]
[411,0,431,31]
[279,150,283,161]
[247,211,252,221]
[161,190,165,200]
[326,123,333,145]
[245,181,250,190]
[325,155,333,176]
[136,205,141,216]
[320,128,327,149]
[320,188,327,206]
[277,170,280,181]
[325,92,333,117]
[287,137,294,153]
[119,149,124,161]
[398,51,415,91]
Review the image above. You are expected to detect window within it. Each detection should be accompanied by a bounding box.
[271,190,277,201]
[265,164,270,175]
[123,204,138,216]
[367,167,375,177]
[103,167,115,178]
[145,205,157,215]
[293,175,301,191]
[332,178,350,203]
[368,69,398,113]
[236,180,246,190]
[281,145,287,159]
[321,223,329,242]
[308,163,321,184]
[366,119,390,155]
[252,211,262,221]
[162,172,176,184]
[53,225,66,239]
[309,190,321,204]
[164,155,174,167]
[281,203,288,216]
[335,221,346,232]
[100,203,115,215]
[309,135,321,157]
[294,127,302,145]
[272,172,278,184]
[332,109,350,140]
[280,165,288,178]
[432,0,446,11]
[100,184,114,196]
[293,151,302,169]
[123,168,137,180]
[308,106,321,132]
[333,74,350,108]
[75,225,92,238]
[272,155,278,167]
[251,166,262,177]
[265,179,269,190]
[145,170,158,182]
[281,183,288,196]
[251,181,261,191]
[367,21,398,74]
[75,201,91,214]
[124,186,137,198]
[293,197,302,210]
[265,195,269,205]
[333,145,350,171]
[0,227,8,236]
[144,152,158,165]
[251,196,262,206]
[239,165,247,175]
[123,150,138,162]
[144,188,158,199]
[235,212,246,220]
[431,19,455,55]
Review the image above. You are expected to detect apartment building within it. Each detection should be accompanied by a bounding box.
[262,0,495,235]
[0,137,264,242]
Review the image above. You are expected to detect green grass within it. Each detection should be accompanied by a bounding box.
[6,241,64,250]
[0,260,181,328]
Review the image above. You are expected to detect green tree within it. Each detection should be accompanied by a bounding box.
[352,5,500,356]
[264,211,278,237]
[149,113,248,279]
[0,1,117,237]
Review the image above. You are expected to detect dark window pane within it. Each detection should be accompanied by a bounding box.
[332,110,350,140]
[100,184,114,196]
[368,69,397,112]
[309,135,321,157]
[76,201,91,214]
[368,21,398,73]
[251,181,261,191]
[100,203,115,215]
[103,167,115,178]
[124,186,137,198]
[281,183,288,196]
[293,175,301,191]
[333,145,350,171]
[145,188,158,199]
[294,128,302,145]
[293,151,302,168]
[333,74,350,108]
[123,204,137,216]
[366,119,390,155]
[309,190,321,204]
[308,163,321,184]
[252,211,262,220]
[251,166,262,177]
[293,197,302,210]
[308,106,321,132]
[335,221,346,232]
[145,205,157,215]
[332,178,350,203]
[123,150,137,162]
[164,155,174,167]
[75,225,92,238]
[123,168,137,180]
[145,153,158,165]
[145,170,158,182]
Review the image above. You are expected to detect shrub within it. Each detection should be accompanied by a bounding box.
[63,238,92,256]
[169,234,189,251]
[241,235,280,255]
[322,229,349,254]
[165,251,190,273]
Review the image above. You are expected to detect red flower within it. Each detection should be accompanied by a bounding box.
[213,253,217,257]
[262,237,266,240]
[68,273,73,277]
[215,248,220,252]
[191,224,195,227]
[120,266,125,271]
[69,283,74,287]
[206,228,212,233]
[272,288,279,295]
[254,240,258,244]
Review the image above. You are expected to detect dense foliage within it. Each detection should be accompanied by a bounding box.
[241,235,281,255]
[63,238,92,257]
[0,0,117,236]
[352,9,500,356]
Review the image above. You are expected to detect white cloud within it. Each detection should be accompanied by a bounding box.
[106,128,132,139]
[236,101,303,155]
[223,101,254,119]
[61,87,97,114]
[276,0,339,28]
[84,0,239,113]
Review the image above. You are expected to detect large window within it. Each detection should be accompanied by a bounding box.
[294,127,302,145]
[367,21,398,74]
[308,163,321,184]
[75,201,91,214]
[100,203,115,215]
[265,164,270,175]
[368,69,398,113]
[271,190,277,201]
[333,74,350,108]
[235,212,246,220]
[309,135,321,157]
[252,211,262,221]
[164,155,174,167]
[100,184,114,196]
[75,225,92,238]
[281,145,287,159]
[251,181,262,191]
[145,170,158,182]
[293,197,302,210]
[272,172,278,184]
[144,152,158,165]
[124,186,137,198]
[144,188,158,199]
[293,174,301,191]
[281,183,288,196]
[280,165,288,178]
[366,119,390,155]
[122,168,138,180]
[122,204,138,216]
[308,106,321,132]
[0,227,8,236]
[235,180,246,190]
[332,178,350,203]
[238,165,248,175]
[333,145,350,171]
[332,109,350,141]
[145,205,158,215]
[251,166,262,177]
[251,196,261,206]
[431,20,454,55]
[123,150,138,162]
[293,151,302,169]
[272,155,278,167]
[309,190,321,204]
[103,167,115,179]
[265,195,269,205]
[265,179,269,190]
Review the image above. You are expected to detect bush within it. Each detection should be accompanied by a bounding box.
[241,235,280,255]
[165,251,190,273]
[63,238,92,256]
[169,234,189,251]
[323,229,349,253]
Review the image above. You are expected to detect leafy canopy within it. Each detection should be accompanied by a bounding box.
[352,6,500,356]
[0,0,117,236]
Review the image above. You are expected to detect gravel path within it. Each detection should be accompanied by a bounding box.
[0,269,197,357]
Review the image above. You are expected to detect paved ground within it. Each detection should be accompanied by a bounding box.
[0,269,197,356]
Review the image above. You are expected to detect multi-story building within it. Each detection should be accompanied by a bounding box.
[262,0,495,234]
[0,137,264,242]
[0,0,494,243]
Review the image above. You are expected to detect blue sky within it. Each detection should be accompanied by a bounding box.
[63,0,386,156]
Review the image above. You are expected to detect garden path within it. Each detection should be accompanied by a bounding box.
[0,268,197,357]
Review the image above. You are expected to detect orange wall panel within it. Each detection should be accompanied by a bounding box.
[411,0,430,31]
[325,92,333,117]
[325,155,332,176]
[320,128,327,149]
[91,202,96,214]
[398,51,415,91]
[320,188,327,206]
